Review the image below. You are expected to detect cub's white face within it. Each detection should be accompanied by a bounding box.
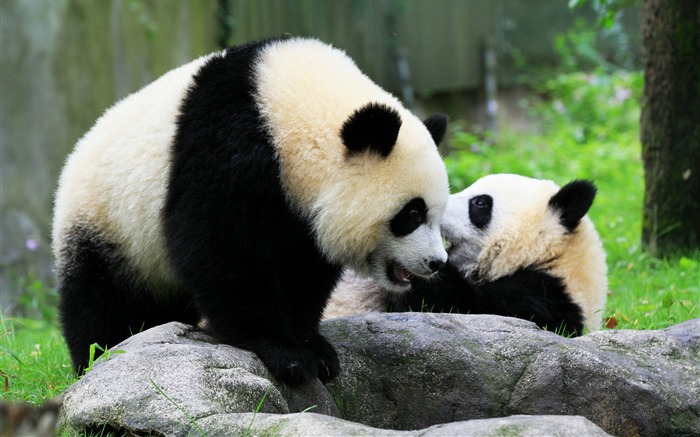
[368,197,447,292]
[441,173,608,330]
[441,174,563,282]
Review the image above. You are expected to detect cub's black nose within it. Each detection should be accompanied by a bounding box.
[428,260,445,273]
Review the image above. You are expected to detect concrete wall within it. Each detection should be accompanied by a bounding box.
[0,0,218,313]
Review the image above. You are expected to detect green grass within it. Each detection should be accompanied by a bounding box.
[0,316,75,404]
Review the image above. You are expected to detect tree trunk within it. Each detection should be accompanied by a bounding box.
[640,0,700,256]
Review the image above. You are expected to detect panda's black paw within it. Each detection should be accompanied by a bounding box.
[305,334,340,382]
[253,341,321,386]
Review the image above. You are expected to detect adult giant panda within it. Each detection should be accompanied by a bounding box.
[52,37,450,385]
[323,174,608,336]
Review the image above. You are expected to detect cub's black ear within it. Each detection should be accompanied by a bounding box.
[423,113,449,147]
[548,180,597,233]
[341,103,401,158]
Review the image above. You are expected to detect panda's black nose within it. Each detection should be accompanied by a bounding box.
[428,260,445,273]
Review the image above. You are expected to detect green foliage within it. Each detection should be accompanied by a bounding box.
[532,69,642,148]
[555,18,611,72]
[569,0,639,29]
[127,0,158,40]
[8,271,59,323]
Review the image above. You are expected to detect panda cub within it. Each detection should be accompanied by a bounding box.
[323,174,608,336]
[52,37,450,385]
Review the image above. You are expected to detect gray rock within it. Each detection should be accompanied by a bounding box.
[195,412,612,436]
[58,314,700,437]
[59,322,338,436]
[322,313,700,437]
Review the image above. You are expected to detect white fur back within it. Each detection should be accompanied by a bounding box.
[52,53,217,290]
[322,269,388,320]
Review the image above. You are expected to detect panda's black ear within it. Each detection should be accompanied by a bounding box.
[423,113,449,147]
[341,103,401,158]
[548,180,597,233]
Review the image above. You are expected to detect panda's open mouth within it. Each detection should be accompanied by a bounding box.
[387,262,412,285]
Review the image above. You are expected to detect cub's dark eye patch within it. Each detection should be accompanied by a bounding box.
[390,198,427,236]
[469,194,492,229]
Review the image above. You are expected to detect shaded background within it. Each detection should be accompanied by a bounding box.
[0,0,642,313]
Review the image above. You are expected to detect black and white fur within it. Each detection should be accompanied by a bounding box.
[52,37,449,385]
[323,174,608,336]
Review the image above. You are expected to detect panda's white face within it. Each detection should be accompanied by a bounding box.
[255,38,450,292]
[368,197,447,292]
[441,174,563,282]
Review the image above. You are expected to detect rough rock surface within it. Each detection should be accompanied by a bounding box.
[58,314,700,436]
[196,412,612,436]
[58,323,338,436]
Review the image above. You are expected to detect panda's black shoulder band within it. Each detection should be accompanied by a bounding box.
[341,102,401,158]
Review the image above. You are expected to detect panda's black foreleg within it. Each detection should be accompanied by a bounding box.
[190,274,333,386]
[243,337,324,386]
[302,333,340,382]
[285,258,342,382]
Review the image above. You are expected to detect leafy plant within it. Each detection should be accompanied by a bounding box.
[81,344,125,376]
[569,0,639,29]
[8,272,59,323]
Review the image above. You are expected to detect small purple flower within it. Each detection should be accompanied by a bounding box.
[614,87,632,104]
[26,239,38,252]
[487,100,498,114]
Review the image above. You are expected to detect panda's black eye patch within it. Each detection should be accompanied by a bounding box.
[391,198,427,237]
[469,195,492,229]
